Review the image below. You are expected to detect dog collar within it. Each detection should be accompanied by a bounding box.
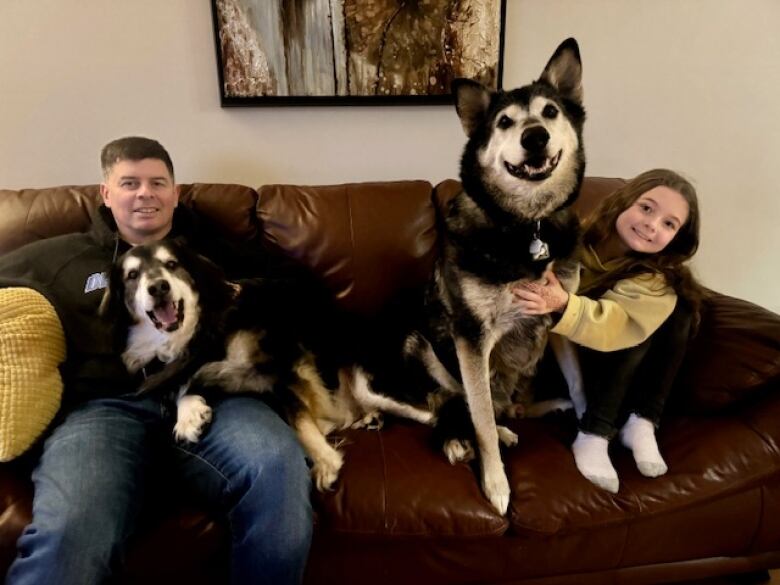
[529,220,550,261]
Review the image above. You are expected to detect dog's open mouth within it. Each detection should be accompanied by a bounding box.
[505,150,562,182]
[147,299,184,332]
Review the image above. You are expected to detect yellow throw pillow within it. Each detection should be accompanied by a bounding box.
[0,287,65,461]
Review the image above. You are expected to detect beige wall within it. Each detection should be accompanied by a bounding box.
[1,0,778,313]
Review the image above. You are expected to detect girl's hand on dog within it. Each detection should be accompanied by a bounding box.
[512,270,569,315]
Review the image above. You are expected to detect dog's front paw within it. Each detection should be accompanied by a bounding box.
[351,411,384,430]
[174,395,213,443]
[311,448,344,491]
[443,438,475,464]
[482,464,511,515]
[497,425,519,447]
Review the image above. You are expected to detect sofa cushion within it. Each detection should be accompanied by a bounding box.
[315,423,508,538]
[675,292,780,411]
[180,183,260,241]
[0,186,99,255]
[505,403,779,542]
[257,181,438,315]
[0,288,66,461]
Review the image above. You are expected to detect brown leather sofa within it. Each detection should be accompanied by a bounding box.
[1,178,779,585]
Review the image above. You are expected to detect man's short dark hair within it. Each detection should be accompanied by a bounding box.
[100,136,175,180]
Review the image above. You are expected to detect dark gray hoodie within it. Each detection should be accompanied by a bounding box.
[0,204,306,406]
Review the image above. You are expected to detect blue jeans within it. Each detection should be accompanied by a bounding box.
[6,394,312,585]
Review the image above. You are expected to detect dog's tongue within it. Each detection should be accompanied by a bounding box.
[153,301,178,327]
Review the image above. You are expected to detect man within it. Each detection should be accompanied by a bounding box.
[0,137,312,584]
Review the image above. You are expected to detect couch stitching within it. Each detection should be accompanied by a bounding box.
[377,429,389,532]
[344,185,357,306]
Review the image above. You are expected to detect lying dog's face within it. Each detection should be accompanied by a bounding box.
[118,241,198,333]
[455,38,586,219]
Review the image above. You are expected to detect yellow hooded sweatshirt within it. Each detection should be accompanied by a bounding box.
[551,246,677,352]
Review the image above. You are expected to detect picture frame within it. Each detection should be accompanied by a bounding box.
[210,0,506,106]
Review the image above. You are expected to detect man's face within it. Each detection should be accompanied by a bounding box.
[100,158,180,245]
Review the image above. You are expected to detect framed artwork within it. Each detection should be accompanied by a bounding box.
[210,0,506,106]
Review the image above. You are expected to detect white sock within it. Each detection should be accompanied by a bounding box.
[572,431,619,493]
[620,413,668,478]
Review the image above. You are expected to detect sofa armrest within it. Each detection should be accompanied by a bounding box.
[675,291,780,412]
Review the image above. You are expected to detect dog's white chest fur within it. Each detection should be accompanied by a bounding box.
[122,303,200,373]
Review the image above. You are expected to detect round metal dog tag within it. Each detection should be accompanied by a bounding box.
[529,237,550,261]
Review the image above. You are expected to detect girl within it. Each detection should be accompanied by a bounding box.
[514,169,703,493]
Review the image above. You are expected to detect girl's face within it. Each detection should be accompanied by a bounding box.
[615,186,689,255]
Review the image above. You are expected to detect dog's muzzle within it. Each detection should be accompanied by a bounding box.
[147,299,184,332]
[505,149,562,182]
[146,279,185,332]
[503,125,563,182]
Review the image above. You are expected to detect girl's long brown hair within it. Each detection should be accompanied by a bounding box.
[580,169,705,327]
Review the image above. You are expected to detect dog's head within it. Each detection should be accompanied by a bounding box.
[454,37,586,219]
[101,238,235,379]
[103,238,232,335]
[108,240,200,335]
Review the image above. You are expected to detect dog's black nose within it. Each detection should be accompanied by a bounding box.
[521,126,550,153]
[148,279,171,298]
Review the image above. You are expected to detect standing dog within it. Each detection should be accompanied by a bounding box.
[362,38,586,514]
[104,239,433,491]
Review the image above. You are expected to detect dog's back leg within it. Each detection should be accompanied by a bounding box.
[351,366,435,425]
[292,408,345,492]
[284,371,346,491]
[404,332,463,394]
[433,393,518,465]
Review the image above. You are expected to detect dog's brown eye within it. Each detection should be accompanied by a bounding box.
[542,104,558,119]
[165,260,178,270]
[497,115,514,130]
[127,270,139,280]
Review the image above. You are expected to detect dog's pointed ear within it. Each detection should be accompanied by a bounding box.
[453,78,491,137]
[539,37,583,105]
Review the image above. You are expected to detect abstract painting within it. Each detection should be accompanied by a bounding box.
[211,0,506,105]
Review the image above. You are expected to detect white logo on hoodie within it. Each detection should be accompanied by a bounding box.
[84,272,108,293]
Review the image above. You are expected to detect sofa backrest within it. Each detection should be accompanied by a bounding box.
[257,181,438,314]
[0,184,260,256]
[0,178,625,315]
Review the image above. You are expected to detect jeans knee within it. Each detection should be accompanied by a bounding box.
[243,436,311,503]
[8,504,130,584]
[42,498,130,554]
[228,442,313,583]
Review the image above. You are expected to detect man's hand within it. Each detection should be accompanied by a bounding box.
[512,270,569,315]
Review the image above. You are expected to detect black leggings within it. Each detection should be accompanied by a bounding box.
[537,301,693,439]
